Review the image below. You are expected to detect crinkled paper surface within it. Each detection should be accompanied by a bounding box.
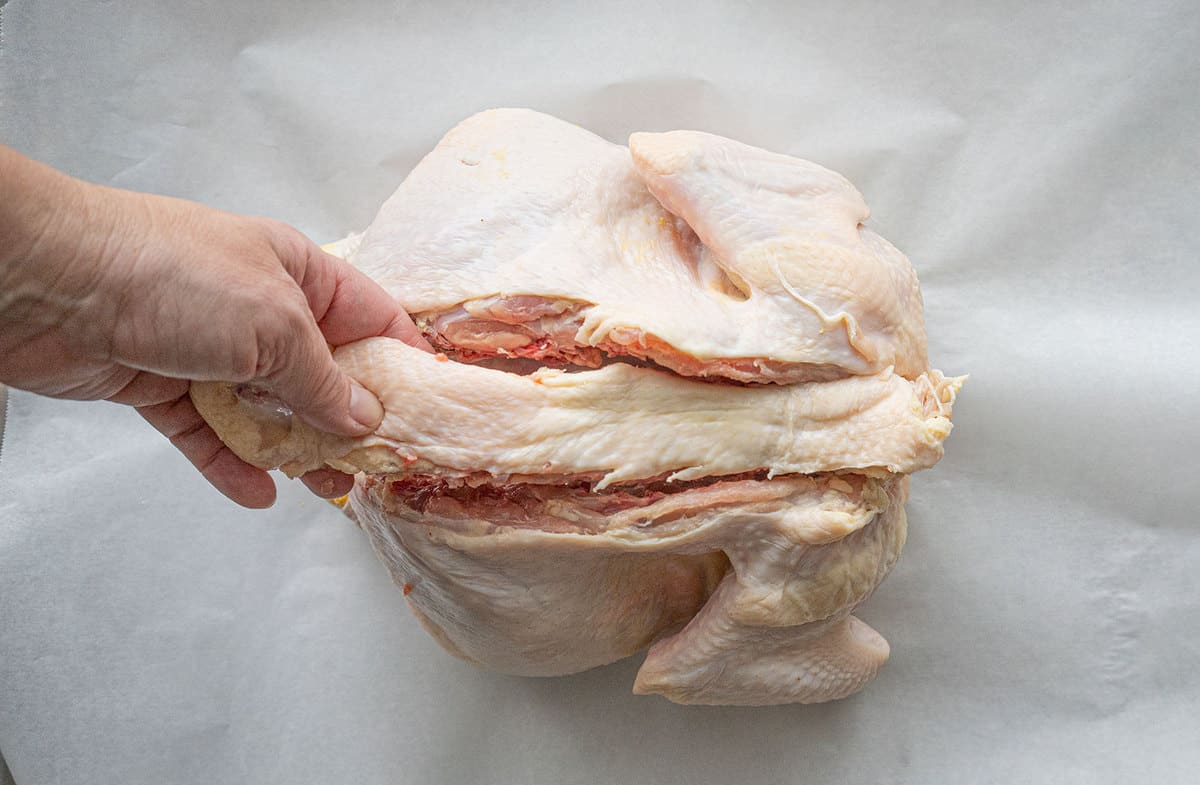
[1,1,1198,783]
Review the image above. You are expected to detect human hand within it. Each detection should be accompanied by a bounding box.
[0,147,429,507]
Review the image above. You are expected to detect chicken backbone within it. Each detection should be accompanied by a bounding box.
[193,109,964,705]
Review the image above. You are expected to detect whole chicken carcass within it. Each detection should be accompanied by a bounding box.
[193,109,963,705]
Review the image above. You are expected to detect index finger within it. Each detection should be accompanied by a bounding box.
[305,241,432,351]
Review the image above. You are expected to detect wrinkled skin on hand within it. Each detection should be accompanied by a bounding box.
[0,146,429,507]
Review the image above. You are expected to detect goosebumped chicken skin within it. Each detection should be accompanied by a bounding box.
[195,109,963,705]
[190,339,961,484]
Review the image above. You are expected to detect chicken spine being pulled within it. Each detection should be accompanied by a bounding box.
[193,109,964,705]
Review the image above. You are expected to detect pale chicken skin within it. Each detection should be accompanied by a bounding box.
[194,109,963,705]
[354,473,906,705]
[334,109,929,383]
[191,339,960,485]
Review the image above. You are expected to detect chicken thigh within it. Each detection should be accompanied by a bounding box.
[194,109,963,705]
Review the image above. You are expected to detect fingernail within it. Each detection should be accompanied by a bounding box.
[349,383,384,430]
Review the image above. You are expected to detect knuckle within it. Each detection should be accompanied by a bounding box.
[254,217,311,264]
[252,326,292,379]
[249,215,291,243]
[254,304,326,382]
[226,346,260,382]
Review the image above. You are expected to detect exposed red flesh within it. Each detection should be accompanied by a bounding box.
[415,299,846,384]
[362,469,847,533]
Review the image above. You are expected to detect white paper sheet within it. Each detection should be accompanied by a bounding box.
[2,1,1198,783]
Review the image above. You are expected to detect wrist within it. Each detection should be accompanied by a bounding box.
[1,147,79,270]
[0,147,131,355]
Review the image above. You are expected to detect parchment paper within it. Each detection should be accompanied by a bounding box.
[2,1,1198,783]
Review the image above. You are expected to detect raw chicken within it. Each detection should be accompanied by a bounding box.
[338,109,929,383]
[355,472,908,705]
[191,340,959,484]
[193,109,963,705]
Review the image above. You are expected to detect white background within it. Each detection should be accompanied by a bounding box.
[2,2,1198,783]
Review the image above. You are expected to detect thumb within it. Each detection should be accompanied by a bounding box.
[266,321,383,437]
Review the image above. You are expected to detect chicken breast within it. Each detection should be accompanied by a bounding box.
[194,109,963,705]
[337,109,929,383]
